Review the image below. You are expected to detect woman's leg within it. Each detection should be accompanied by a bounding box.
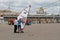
[18,25,21,32]
[20,28,24,33]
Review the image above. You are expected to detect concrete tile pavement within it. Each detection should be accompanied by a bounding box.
[0,23,60,40]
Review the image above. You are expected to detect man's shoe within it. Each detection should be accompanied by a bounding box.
[14,32,17,33]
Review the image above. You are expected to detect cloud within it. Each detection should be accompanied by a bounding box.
[0,0,8,2]
[0,0,17,2]
[0,0,59,12]
[0,3,8,9]
[46,6,60,15]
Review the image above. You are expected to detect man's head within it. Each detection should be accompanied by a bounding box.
[16,18,17,19]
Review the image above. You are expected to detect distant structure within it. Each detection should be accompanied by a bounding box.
[34,7,46,16]
[0,6,60,23]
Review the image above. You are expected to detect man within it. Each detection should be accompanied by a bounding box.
[14,18,18,33]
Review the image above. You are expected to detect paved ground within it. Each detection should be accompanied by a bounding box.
[0,23,60,40]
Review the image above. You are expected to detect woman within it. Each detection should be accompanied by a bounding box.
[17,18,24,33]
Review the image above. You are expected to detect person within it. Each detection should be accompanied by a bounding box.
[0,15,4,24]
[14,18,18,33]
[17,18,24,33]
[10,18,14,25]
[26,19,29,25]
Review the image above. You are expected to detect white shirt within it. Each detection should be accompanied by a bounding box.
[14,20,18,25]
[0,17,4,20]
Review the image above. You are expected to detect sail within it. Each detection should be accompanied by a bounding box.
[17,5,31,29]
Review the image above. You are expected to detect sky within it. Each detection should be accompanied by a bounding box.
[0,0,60,15]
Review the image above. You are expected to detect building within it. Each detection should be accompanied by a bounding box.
[0,9,60,24]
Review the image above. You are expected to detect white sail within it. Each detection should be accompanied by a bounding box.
[17,5,31,29]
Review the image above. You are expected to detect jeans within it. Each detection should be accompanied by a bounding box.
[18,25,21,32]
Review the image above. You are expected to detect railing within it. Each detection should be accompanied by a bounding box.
[3,15,60,18]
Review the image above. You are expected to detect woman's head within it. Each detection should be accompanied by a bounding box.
[19,18,23,20]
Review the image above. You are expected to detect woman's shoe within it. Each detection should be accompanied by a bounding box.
[20,31,24,33]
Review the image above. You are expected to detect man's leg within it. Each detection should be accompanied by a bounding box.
[15,25,17,32]
[14,25,16,33]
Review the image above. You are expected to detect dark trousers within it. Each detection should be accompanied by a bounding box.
[14,25,17,32]
[18,25,21,32]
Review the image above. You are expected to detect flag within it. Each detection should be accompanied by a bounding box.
[17,5,31,29]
